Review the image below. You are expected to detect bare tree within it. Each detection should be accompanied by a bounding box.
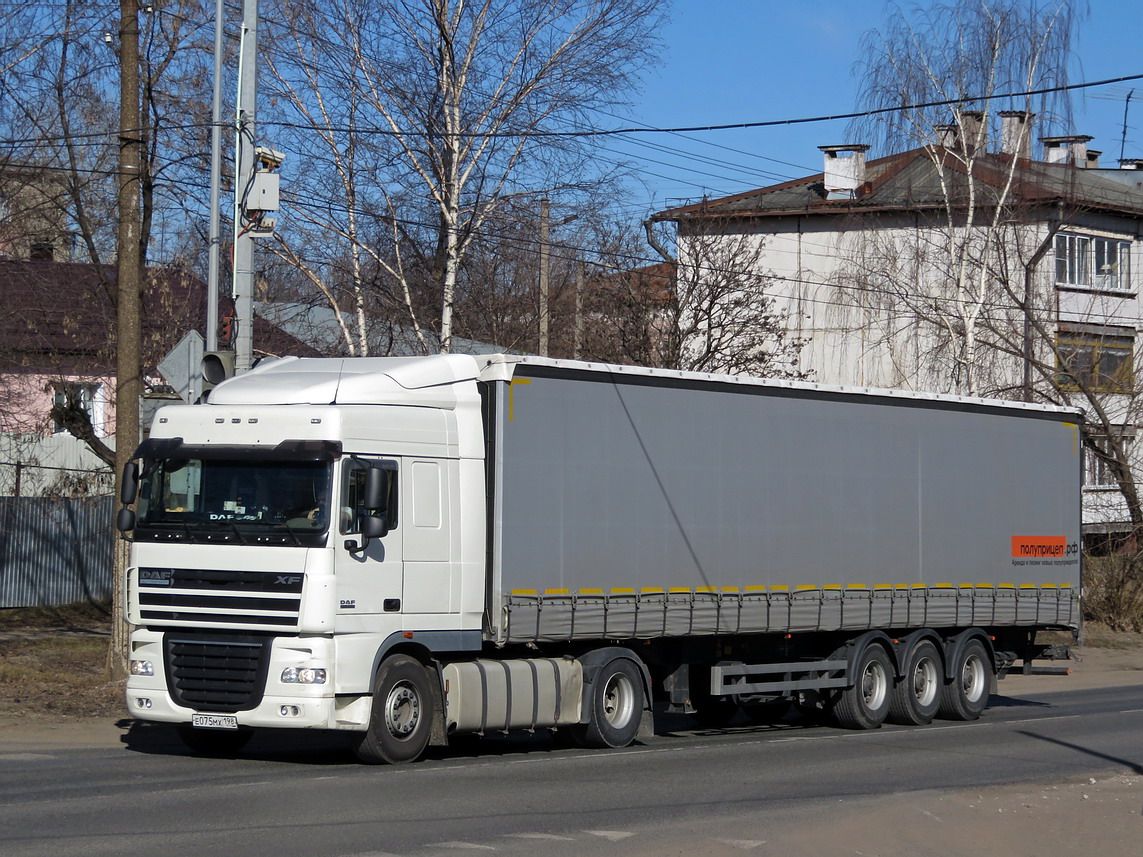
[263,0,663,352]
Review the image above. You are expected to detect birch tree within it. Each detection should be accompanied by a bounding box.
[265,0,663,352]
[848,0,1080,395]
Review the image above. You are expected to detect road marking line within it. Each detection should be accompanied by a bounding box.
[585,830,635,841]
[0,753,56,761]
[1005,715,1081,724]
[427,842,496,850]
[718,838,766,849]
[505,833,576,841]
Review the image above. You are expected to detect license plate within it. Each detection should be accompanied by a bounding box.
[191,713,239,730]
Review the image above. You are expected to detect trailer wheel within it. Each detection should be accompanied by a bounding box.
[887,640,942,725]
[577,658,644,749]
[176,725,253,756]
[833,644,892,730]
[350,655,434,764]
[938,639,991,721]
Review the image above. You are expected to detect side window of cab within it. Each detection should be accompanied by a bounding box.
[340,459,398,535]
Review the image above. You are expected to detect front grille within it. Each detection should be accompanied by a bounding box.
[164,634,273,712]
[136,568,303,630]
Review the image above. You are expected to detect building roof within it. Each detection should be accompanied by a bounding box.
[653,147,1143,222]
[0,260,319,375]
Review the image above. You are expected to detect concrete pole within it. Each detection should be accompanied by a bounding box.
[538,197,550,357]
[232,0,258,373]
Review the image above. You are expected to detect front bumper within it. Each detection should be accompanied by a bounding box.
[126,629,370,731]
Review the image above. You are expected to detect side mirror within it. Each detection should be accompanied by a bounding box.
[362,514,389,540]
[120,461,139,504]
[116,507,137,533]
[364,466,387,511]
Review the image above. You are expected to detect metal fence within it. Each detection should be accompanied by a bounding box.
[0,496,114,608]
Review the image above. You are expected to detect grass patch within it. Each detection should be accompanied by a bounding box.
[0,603,123,719]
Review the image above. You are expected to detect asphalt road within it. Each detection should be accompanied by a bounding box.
[2,684,1141,857]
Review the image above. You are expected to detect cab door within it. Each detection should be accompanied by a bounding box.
[333,458,402,617]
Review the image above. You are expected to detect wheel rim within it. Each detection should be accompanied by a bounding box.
[384,680,421,738]
[912,656,939,707]
[861,659,888,710]
[960,654,986,703]
[602,671,637,728]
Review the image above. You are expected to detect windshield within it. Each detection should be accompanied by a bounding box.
[136,458,332,545]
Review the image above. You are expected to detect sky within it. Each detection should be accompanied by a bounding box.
[612,0,1142,216]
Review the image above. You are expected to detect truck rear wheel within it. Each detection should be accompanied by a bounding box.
[888,640,942,725]
[938,639,991,721]
[576,658,644,749]
[833,644,892,730]
[351,654,434,764]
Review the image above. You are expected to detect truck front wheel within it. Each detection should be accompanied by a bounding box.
[576,658,644,749]
[351,655,434,764]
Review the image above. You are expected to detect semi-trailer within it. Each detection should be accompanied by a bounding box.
[118,354,1082,762]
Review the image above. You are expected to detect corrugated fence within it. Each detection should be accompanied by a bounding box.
[0,496,114,607]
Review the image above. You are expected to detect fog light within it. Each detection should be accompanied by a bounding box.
[129,660,154,677]
[136,697,153,709]
[281,667,327,684]
[279,705,302,717]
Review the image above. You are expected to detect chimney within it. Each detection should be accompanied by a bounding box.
[1120,158,1143,170]
[818,145,870,199]
[956,110,986,153]
[998,110,1034,159]
[935,124,958,148]
[1085,149,1101,169]
[1041,135,1094,166]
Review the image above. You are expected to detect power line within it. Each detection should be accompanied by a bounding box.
[265,73,1143,139]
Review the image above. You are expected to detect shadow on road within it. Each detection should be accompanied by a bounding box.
[1015,729,1143,775]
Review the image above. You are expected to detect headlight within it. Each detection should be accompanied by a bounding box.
[129,659,154,677]
[281,667,326,684]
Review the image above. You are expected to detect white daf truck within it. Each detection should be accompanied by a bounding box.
[118,354,1081,763]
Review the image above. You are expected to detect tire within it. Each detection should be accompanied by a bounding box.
[350,654,435,764]
[938,638,992,722]
[577,658,644,749]
[887,639,943,726]
[176,725,254,756]
[833,644,893,730]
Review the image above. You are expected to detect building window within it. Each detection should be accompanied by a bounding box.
[1085,432,1133,488]
[1055,233,1132,291]
[51,382,104,435]
[1056,327,1134,392]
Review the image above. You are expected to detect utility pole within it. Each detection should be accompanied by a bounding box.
[112,0,143,679]
[232,0,259,373]
[538,197,550,357]
[206,0,225,353]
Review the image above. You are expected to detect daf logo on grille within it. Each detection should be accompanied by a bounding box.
[275,575,302,586]
[139,569,173,586]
